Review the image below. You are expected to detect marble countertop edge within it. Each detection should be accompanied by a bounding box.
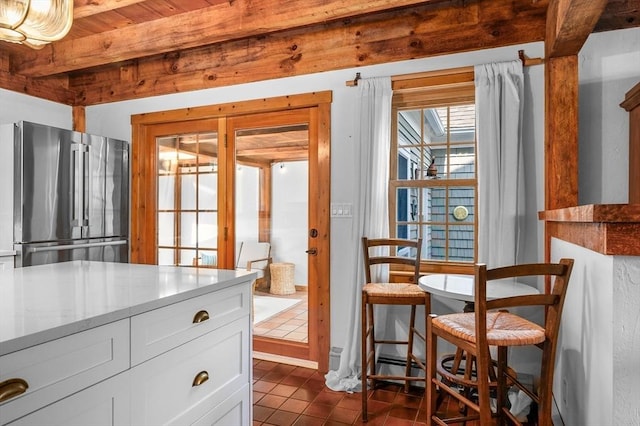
[0,262,257,356]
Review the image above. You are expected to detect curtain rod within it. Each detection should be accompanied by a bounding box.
[345,51,544,87]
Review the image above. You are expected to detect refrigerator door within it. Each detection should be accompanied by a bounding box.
[15,238,128,267]
[104,137,129,238]
[16,122,84,243]
[83,133,106,238]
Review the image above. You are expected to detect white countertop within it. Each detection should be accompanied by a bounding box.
[0,261,256,356]
[0,250,16,257]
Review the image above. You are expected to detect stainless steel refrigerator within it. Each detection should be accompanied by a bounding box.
[7,121,129,267]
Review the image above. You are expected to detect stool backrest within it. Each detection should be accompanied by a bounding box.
[362,237,422,284]
[474,258,574,364]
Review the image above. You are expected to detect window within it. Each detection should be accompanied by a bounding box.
[391,71,476,268]
[157,131,219,267]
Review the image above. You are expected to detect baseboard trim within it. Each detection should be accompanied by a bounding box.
[253,351,318,370]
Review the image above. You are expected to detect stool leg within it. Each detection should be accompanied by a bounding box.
[405,305,417,392]
[361,292,369,422]
[496,346,508,426]
[476,345,493,425]
[426,314,438,424]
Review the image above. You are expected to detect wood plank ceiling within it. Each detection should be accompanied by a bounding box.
[0,0,637,107]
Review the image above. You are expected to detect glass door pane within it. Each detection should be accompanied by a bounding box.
[233,121,309,343]
[156,131,219,267]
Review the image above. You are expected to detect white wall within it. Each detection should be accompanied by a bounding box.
[551,238,640,426]
[0,89,71,129]
[579,27,640,204]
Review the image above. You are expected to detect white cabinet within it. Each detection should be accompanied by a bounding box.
[0,278,253,426]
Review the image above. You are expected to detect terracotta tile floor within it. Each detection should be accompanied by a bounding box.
[253,289,308,343]
[252,358,511,426]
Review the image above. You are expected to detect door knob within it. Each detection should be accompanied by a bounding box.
[306,248,317,255]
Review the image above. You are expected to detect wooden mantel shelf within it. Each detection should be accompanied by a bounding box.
[539,204,640,256]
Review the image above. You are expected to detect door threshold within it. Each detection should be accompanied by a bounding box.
[253,351,318,370]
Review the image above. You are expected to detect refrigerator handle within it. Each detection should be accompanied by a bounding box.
[70,144,83,227]
[27,240,127,253]
[82,145,90,228]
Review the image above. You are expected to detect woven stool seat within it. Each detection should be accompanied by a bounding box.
[433,311,546,347]
[363,282,426,299]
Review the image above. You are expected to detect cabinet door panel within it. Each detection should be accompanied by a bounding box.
[190,384,250,426]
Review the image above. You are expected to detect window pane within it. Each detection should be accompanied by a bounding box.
[396,222,419,242]
[448,146,475,180]
[449,104,476,143]
[198,212,217,248]
[397,110,422,147]
[158,212,174,246]
[425,107,447,145]
[181,173,196,210]
[449,187,475,224]
[158,175,175,210]
[448,225,474,262]
[179,249,196,267]
[199,173,217,210]
[180,212,197,247]
[421,224,446,261]
[158,248,174,266]
[426,187,447,223]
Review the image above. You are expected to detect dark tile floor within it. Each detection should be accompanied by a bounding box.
[253,358,494,426]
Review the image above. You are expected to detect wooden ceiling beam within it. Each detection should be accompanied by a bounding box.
[545,0,608,58]
[73,0,147,19]
[71,0,548,105]
[12,0,448,77]
[0,70,77,104]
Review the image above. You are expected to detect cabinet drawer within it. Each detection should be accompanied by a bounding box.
[130,283,250,365]
[7,371,130,426]
[0,319,129,425]
[130,317,250,426]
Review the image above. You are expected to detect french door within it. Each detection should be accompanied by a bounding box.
[130,92,331,371]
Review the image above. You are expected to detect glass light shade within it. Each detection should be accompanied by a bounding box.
[0,0,73,49]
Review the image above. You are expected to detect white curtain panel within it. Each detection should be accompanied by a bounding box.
[475,60,524,268]
[325,77,392,392]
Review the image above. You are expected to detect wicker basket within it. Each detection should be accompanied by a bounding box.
[269,262,296,295]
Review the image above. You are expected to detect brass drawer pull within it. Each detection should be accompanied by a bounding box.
[0,378,29,403]
[192,310,210,323]
[192,371,209,387]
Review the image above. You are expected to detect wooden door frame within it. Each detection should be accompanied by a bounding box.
[130,91,332,372]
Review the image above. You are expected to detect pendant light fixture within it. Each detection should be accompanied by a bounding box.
[0,0,73,49]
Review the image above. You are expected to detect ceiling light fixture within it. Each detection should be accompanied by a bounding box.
[0,0,73,49]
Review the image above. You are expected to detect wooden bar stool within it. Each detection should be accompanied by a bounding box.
[425,259,574,425]
[361,237,430,422]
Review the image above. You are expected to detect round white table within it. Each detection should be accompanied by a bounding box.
[418,273,539,302]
